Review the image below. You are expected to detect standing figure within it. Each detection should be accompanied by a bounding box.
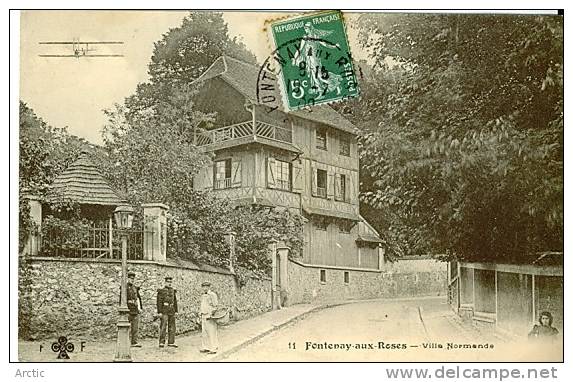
[126,271,143,347]
[156,276,178,348]
[199,281,219,354]
[292,22,342,99]
[528,311,559,342]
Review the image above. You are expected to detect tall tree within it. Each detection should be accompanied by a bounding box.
[125,12,257,118]
[148,12,256,86]
[98,86,212,204]
[349,14,562,262]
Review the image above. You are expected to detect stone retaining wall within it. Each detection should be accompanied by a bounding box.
[18,257,271,341]
[286,258,447,304]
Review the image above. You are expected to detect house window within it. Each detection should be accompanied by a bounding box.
[214,159,232,189]
[340,136,350,156]
[339,220,352,234]
[275,159,291,191]
[316,127,327,150]
[335,174,346,201]
[315,217,329,231]
[316,169,327,198]
[344,271,349,284]
[320,269,327,283]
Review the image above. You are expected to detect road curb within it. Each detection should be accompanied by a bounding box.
[211,303,345,361]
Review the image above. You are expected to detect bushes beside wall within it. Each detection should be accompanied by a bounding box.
[18,257,271,341]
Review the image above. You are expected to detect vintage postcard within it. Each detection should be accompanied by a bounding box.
[14,9,563,367]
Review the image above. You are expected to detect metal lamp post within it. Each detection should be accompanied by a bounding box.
[113,204,134,362]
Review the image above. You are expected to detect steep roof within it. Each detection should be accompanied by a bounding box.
[193,56,357,134]
[47,151,126,206]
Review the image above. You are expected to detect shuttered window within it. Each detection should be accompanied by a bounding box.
[214,159,232,189]
[340,136,350,156]
[316,127,327,150]
[275,159,291,191]
[316,169,327,198]
[335,174,346,201]
[268,157,291,191]
[292,161,304,193]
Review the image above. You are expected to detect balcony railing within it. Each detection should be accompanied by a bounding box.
[196,120,293,146]
[214,178,232,190]
[316,187,327,198]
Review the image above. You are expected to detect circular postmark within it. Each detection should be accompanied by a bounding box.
[256,36,359,113]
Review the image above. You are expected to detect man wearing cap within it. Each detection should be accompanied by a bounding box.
[156,276,178,348]
[120,271,143,347]
[199,281,219,354]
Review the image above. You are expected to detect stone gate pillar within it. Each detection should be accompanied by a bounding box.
[269,240,279,309]
[142,203,169,262]
[22,195,42,256]
[276,243,290,307]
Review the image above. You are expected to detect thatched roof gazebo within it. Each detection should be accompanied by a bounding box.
[47,149,125,207]
[38,149,128,258]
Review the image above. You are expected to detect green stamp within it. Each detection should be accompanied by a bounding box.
[266,10,359,110]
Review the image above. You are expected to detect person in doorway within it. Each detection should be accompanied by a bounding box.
[156,276,178,348]
[199,281,219,354]
[528,311,559,342]
[126,271,143,347]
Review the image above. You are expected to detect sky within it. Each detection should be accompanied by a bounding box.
[19,11,365,144]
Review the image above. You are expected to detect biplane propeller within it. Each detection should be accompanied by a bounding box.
[38,39,124,58]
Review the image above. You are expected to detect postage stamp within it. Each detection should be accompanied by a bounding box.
[266,10,359,110]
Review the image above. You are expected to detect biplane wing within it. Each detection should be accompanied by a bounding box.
[38,40,124,58]
[39,41,124,45]
[39,54,124,57]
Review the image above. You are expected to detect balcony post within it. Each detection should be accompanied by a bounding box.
[252,104,257,136]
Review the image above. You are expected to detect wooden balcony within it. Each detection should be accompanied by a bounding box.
[214,178,232,190]
[196,120,297,152]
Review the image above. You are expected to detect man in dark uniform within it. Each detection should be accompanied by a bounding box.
[127,272,143,347]
[120,271,143,347]
[156,276,178,348]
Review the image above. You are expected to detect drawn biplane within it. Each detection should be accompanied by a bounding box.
[38,39,124,58]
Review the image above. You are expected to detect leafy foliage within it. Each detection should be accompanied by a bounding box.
[169,198,305,280]
[19,102,87,194]
[148,12,256,86]
[40,215,93,255]
[349,14,563,263]
[19,102,89,251]
[97,88,212,203]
